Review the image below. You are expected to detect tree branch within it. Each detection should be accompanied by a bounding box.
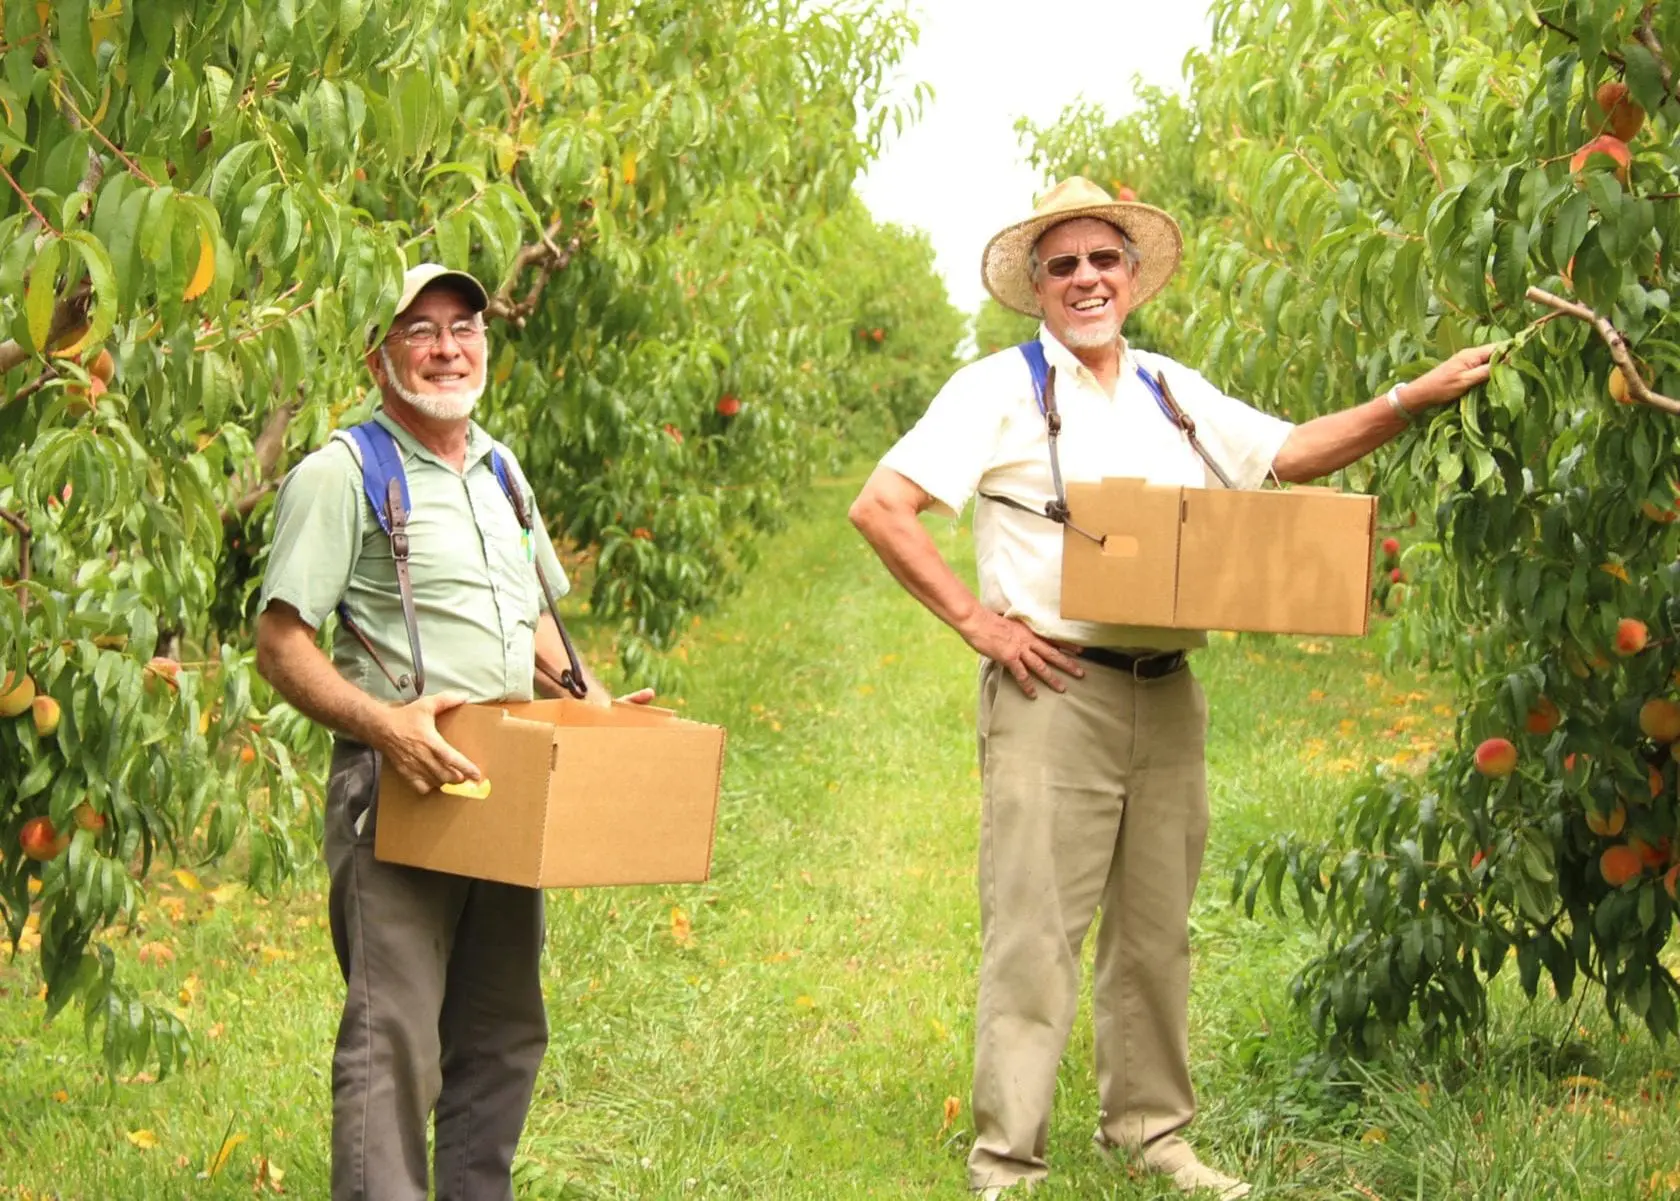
[0,507,32,614]
[1524,285,1680,413]
[484,223,586,327]
[0,281,93,380]
[1636,3,1676,99]
[223,398,300,526]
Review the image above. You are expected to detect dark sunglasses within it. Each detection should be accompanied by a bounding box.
[1041,247,1129,278]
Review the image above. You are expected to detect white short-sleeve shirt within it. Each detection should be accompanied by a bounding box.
[879,327,1295,651]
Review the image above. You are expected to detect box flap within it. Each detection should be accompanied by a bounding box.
[1060,478,1182,627]
[501,697,687,728]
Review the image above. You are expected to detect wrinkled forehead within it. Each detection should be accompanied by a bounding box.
[1034,216,1128,257]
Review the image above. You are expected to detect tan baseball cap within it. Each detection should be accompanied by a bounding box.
[370,263,490,345]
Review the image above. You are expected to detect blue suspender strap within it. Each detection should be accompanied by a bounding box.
[1135,365,1179,427]
[335,420,425,697]
[1018,340,1051,414]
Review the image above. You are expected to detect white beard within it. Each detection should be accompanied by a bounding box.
[1058,318,1122,350]
[381,346,484,420]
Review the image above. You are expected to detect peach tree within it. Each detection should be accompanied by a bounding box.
[0,0,961,1072]
[1027,0,1680,1054]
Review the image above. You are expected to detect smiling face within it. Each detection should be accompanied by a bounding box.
[367,283,487,422]
[1030,217,1135,352]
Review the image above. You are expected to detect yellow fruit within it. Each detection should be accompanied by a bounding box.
[31,695,59,737]
[0,672,36,718]
[1610,366,1631,404]
[1586,803,1627,838]
[1640,698,1680,743]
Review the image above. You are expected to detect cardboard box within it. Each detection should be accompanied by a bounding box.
[373,699,726,888]
[1060,478,1377,636]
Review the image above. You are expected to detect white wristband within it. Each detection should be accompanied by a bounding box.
[1384,383,1413,423]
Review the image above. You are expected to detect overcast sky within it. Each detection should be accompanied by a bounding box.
[856,1,1214,315]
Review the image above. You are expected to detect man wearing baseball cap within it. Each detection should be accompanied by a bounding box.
[256,263,647,1200]
[849,179,1494,1197]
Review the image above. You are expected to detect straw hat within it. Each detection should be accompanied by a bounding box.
[981,176,1183,317]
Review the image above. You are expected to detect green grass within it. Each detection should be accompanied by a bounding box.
[3,475,1680,1199]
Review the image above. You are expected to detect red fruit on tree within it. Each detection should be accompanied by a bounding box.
[1473,737,1517,777]
[19,816,68,862]
[1600,844,1643,887]
[1381,537,1400,557]
[1389,568,1403,583]
[1613,617,1649,656]
[1570,134,1632,186]
[1524,697,1560,736]
[1594,80,1645,141]
[716,394,741,417]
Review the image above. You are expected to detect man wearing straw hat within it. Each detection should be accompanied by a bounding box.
[849,178,1493,1197]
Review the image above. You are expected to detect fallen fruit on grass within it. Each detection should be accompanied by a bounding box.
[0,673,36,717]
[1614,618,1648,656]
[1524,697,1560,736]
[1640,698,1680,743]
[1474,737,1517,777]
[440,778,492,800]
[31,695,59,737]
[1586,802,1627,838]
[1601,844,1642,887]
[19,816,68,862]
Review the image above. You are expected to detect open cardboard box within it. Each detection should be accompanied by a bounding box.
[374,699,726,888]
[1060,478,1378,636]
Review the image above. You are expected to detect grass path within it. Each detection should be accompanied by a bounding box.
[3,476,1679,1199]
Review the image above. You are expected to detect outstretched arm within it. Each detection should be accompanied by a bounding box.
[1272,345,1495,483]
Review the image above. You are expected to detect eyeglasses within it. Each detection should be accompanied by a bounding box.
[389,319,486,349]
[1040,247,1130,279]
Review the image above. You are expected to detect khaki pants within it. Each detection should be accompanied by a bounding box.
[967,658,1209,1190]
[325,742,549,1201]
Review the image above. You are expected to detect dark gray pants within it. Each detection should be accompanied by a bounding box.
[325,741,549,1201]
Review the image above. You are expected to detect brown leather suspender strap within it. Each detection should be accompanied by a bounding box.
[498,473,589,700]
[978,364,1109,546]
[1149,370,1238,490]
[335,479,427,699]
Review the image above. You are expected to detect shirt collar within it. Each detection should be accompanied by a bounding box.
[1035,324,1132,385]
[372,408,494,471]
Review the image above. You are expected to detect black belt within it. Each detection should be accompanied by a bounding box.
[1080,646,1188,679]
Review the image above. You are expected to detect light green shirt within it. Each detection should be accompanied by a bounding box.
[259,410,569,704]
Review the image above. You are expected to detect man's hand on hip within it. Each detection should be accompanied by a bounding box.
[376,692,482,793]
[961,610,1085,698]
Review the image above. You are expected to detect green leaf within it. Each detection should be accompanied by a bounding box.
[24,237,64,353]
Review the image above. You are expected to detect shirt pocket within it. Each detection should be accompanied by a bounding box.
[481,497,542,622]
